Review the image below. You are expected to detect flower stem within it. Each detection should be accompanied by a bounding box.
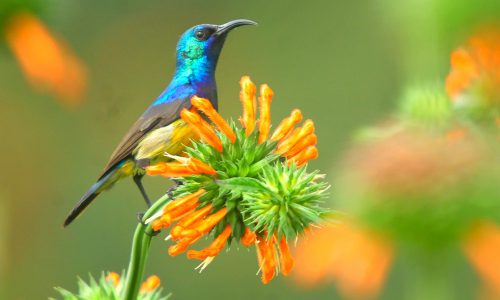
[122,193,172,300]
[122,222,151,300]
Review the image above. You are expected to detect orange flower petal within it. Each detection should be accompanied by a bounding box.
[191,96,236,143]
[445,29,500,102]
[164,189,205,214]
[451,48,478,75]
[151,213,173,231]
[145,163,169,175]
[146,162,197,177]
[147,159,215,177]
[258,84,274,144]
[189,158,217,175]
[187,225,232,259]
[106,272,120,288]
[276,119,315,154]
[240,76,257,136]
[289,145,319,166]
[446,48,478,98]
[178,208,227,239]
[241,228,257,246]
[168,236,200,256]
[294,223,393,298]
[463,221,500,293]
[283,133,317,158]
[5,12,86,107]
[278,237,294,276]
[469,36,492,70]
[149,190,206,232]
[170,205,213,240]
[294,227,337,286]
[181,109,223,152]
[140,275,161,293]
[256,235,277,284]
[270,109,303,142]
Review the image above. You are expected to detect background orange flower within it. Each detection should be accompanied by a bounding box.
[294,222,393,298]
[5,12,87,108]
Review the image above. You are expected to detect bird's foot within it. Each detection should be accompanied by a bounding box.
[166,186,176,199]
[136,212,161,237]
[166,180,183,199]
[137,212,146,225]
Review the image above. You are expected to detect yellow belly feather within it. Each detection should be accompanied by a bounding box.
[134,119,197,165]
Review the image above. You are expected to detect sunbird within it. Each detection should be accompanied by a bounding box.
[64,19,257,227]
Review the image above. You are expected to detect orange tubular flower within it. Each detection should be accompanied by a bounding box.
[270,109,303,141]
[180,109,223,152]
[463,221,500,294]
[446,49,479,99]
[164,189,205,212]
[106,272,120,288]
[191,96,236,143]
[276,119,315,154]
[146,158,216,177]
[146,76,326,284]
[5,12,87,107]
[283,133,318,158]
[170,205,213,241]
[278,236,295,276]
[189,158,217,175]
[177,208,228,239]
[254,235,295,284]
[294,223,393,298]
[139,275,161,293]
[168,237,198,256]
[150,190,205,231]
[256,236,278,284]
[241,228,257,246]
[445,28,500,112]
[289,146,319,167]
[258,84,274,144]
[161,207,227,257]
[187,225,232,259]
[240,76,257,136]
[146,163,198,177]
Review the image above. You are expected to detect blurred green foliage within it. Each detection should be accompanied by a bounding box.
[0,0,42,27]
[398,86,452,130]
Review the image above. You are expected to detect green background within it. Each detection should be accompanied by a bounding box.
[0,0,497,299]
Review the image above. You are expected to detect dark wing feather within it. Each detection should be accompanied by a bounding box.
[99,97,191,179]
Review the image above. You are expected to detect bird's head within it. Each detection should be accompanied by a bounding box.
[175,19,257,72]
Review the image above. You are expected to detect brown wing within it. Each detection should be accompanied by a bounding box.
[98,98,191,179]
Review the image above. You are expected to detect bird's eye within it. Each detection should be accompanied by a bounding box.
[195,30,208,41]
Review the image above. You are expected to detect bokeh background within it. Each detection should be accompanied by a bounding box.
[0,0,498,299]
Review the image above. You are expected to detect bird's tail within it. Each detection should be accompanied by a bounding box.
[63,169,116,227]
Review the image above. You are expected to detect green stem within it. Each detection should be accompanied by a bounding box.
[122,194,172,300]
[122,223,151,300]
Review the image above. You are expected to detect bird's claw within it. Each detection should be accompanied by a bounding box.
[167,186,176,199]
[137,212,161,237]
[137,212,146,225]
[166,180,183,199]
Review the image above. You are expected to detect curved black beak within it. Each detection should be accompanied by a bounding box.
[215,19,257,36]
